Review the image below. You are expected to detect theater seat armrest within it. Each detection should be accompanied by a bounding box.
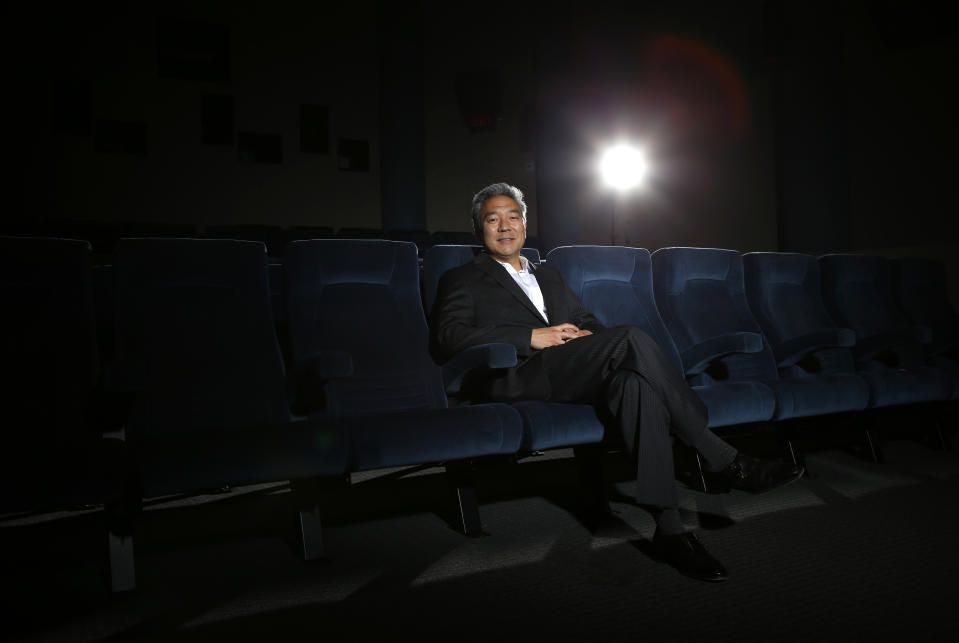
[773,328,856,367]
[852,332,910,362]
[681,332,764,375]
[299,350,354,380]
[442,343,518,394]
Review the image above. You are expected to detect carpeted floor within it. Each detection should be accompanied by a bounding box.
[4,435,959,642]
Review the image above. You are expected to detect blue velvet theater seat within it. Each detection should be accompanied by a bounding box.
[421,244,605,454]
[284,240,524,534]
[111,238,350,575]
[892,258,959,399]
[0,236,133,591]
[652,247,870,423]
[548,245,777,429]
[819,254,956,401]
[742,252,925,413]
[891,258,959,357]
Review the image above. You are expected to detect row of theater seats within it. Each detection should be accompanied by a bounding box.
[2,237,957,594]
[2,222,541,258]
[421,244,957,463]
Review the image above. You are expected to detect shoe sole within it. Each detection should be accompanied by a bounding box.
[677,569,729,582]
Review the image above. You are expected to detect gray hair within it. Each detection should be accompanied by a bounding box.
[470,182,528,234]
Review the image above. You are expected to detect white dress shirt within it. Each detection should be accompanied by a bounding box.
[494,255,549,323]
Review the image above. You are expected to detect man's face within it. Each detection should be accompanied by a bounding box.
[479,195,526,264]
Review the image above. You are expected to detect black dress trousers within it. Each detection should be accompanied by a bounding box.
[505,325,711,509]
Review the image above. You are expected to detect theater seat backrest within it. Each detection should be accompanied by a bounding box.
[114,238,291,436]
[547,245,684,374]
[743,252,838,346]
[0,236,99,443]
[286,239,447,416]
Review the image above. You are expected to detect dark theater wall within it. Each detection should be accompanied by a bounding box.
[844,2,959,250]
[843,0,959,305]
[771,0,958,258]
[530,1,779,254]
[422,2,541,238]
[771,1,851,255]
[11,4,382,231]
[7,1,958,303]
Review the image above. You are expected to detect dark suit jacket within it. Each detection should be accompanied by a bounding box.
[431,252,606,401]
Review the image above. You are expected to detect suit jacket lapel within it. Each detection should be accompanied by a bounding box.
[535,269,566,324]
[475,254,549,325]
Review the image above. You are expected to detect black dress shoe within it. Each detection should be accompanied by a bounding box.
[722,453,804,494]
[652,529,728,582]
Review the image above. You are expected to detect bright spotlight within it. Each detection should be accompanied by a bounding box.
[599,144,647,192]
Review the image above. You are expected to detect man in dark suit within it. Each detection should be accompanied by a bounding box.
[431,182,804,582]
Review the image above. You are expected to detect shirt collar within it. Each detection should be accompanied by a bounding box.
[492,254,531,274]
